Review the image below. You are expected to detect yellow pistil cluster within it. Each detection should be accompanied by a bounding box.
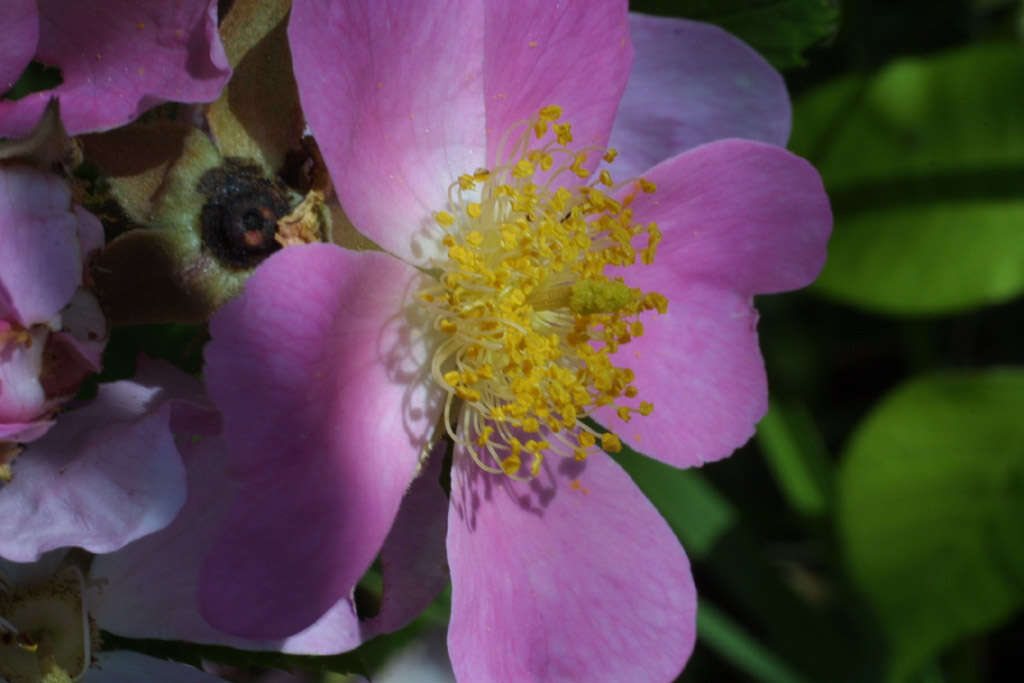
[419,106,667,478]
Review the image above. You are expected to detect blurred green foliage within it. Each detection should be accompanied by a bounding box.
[632,0,839,70]
[792,44,1024,314]
[839,370,1024,681]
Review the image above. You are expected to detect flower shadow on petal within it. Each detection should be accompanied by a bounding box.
[451,440,589,535]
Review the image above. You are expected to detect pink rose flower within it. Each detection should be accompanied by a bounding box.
[0,0,230,136]
[200,2,831,681]
[0,166,105,459]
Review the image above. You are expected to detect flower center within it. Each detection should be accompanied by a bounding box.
[0,566,93,683]
[418,107,667,479]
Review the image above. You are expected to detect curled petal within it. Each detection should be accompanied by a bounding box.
[0,361,201,561]
[0,0,231,136]
[201,244,442,637]
[289,0,487,262]
[90,409,364,655]
[0,0,37,92]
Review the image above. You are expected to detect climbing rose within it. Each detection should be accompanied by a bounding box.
[201,2,831,681]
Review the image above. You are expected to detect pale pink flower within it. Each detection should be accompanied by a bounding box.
[0,166,105,452]
[0,0,230,136]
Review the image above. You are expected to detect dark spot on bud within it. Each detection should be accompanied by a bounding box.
[198,158,291,269]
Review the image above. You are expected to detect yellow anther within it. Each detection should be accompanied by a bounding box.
[578,431,596,448]
[466,230,484,245]
[525,439,549,453]
[436,210,455,226]
[473,169,491,181]
[570,152,590,178]
[639,402,654,416]
[616,405,632,422]
[553,122,573,145]
[501,454,521,476]
[533,120,549,139]
[629,321,644,337]
[530,452,544,477]
[598,169,614,187]
[474,428,493,448]
[642,292,669,314]
[602,148,619,163]
[513,159,535,178]
[467,203,483,219]
[439,319,457,334]
[638,179,657,194]
[458,174,477,190]
[539,105,562,121]
[601,432,623,453]
[443,370,461,387]
[457,387,481,402]
[522,417,540,433]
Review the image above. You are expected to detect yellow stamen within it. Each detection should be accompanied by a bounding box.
[418,106,667,478]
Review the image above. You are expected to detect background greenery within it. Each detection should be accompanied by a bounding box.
[631,1,1024,681]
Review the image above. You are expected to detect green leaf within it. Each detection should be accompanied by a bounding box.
[696,601,815,683]
[837,370,1024,680]
[790,43,1024,314]
[756,401,833,519]
[631,0,839,71]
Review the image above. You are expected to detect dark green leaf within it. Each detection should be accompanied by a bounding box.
[791,43,1024,314]
[838,370,1024,680]
[756,401,833,519]
[632,0,839,71]
[697,600,814,683]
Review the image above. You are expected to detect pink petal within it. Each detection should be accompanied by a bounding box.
[0,166,81,326]
[201,244,442,638]
[0,419,53,443]
[89,407,364,655]
[595,282,767,468]
[53,290,108,373]
[622,139,831,296]
[362,441,450,639]
[483,0,631,170]
[288,0,487,262]
[447,449,695,681]
[0,326,48,424]
[0,0,230,136]
[1,0,37,92]
[90,651,226,683]
[0,361,200,561]
[609,14,791,180]
[73,204,105,259]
